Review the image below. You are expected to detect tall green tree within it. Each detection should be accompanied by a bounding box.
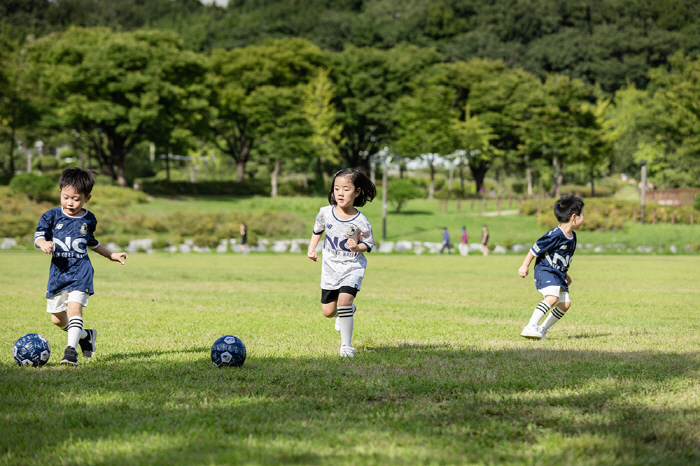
[205,38,325,182]
[329,44,443,171]
[28,27,209,186]
[303,68,344,193]
[0,35,41,178]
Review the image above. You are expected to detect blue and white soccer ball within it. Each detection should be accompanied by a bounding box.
[211,335,246,367]
[13,333,51,367]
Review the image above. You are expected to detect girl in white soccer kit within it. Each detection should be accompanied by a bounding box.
[307,168,376,357]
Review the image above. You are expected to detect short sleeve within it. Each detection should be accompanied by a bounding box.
[359,217,375,252]
[34,211,53,248]
[313,208,325,235]
[531,231,556,257]
[87,218,99,249]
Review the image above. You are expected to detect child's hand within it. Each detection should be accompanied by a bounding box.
[307,249,318,262]
[346,238,358,252]
[566,274,572,285]
[111,252,128,265]
[39,241,54,254]
[518,265,529,278]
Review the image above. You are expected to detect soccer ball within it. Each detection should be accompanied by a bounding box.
[211,335,246,367]
[13,333,51,367]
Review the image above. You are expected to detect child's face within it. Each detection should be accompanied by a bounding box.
[60,186,91,216]
[333,175,360,210]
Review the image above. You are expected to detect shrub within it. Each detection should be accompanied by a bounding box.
[9,173,57,202]
[388,179,423,213]
[694,193,700,211]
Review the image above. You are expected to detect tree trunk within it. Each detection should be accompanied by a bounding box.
[590,166,595,197]
[271,157,281,198]
[526,164,532,197]
[117,165,128,188]
[236,146,250,182]
[8,124,16,175]
[448,159,455,192]
[552,156,562,197]
[459,162,465,194]
[428,162,435,200]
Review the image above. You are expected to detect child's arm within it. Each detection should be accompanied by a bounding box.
[518,251,535,278]
[307,233,322,262]
[35,237,54,254]
[346,238,368,253]
[566,274,572,285]
[92,244,128,265]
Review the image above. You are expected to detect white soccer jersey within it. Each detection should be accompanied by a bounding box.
[313,205,375,290]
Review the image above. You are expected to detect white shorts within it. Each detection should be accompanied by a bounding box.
[46,290,90,313]
[538,286,571,305]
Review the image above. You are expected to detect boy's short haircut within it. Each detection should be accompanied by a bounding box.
[59,167,96,196]
[554,195,585,223]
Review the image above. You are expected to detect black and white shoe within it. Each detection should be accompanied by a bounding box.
[78,329,97,358]
[60,346,79,366]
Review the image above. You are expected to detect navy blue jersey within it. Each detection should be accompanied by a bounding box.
[530,226,577,291]
[34,207,100,297]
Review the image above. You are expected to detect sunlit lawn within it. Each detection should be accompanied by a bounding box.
[1,252,699,465]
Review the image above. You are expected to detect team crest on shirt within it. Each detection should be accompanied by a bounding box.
[80,223,89,236]
[347,226,357,237]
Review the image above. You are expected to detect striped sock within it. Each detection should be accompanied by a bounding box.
[66,316,84,349]
[542,307,566,330]
[62,321,87,339]
[337,304,356,347]
[528,301,551,327]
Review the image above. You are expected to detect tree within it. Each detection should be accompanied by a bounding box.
[393,82,456,199]
[450,105,498,195]
[0,35,41,179]
[329,44,443,171]
[387,178,422,213]
[303,68,344,194]
[29,27,209,187]
[205,38,325,182]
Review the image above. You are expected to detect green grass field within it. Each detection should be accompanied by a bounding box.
[1,252,699,465]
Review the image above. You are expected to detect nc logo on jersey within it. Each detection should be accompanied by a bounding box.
[80,223,88,236]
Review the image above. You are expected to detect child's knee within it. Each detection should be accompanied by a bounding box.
[51,312,67,327]
[321,303,337,318]
[558,302,571,312]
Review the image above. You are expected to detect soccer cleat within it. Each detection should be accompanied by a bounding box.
[60,346,79,366]
[335,317,340,332]
[521,324,544,340]
[79,329,97,358]
[339,344,355,358]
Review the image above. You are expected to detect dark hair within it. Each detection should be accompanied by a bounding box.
[59,167,96,196]
[327,168,376,207]
[554,195,585,223]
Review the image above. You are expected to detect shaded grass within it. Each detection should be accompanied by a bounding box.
[1,253,699,465]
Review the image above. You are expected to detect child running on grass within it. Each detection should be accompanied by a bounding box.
[307,168,376,357]
[518,195,585,340]
[34,167,128,365]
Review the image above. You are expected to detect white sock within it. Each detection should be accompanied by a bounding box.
[67,316,84,349]
[528,301,551,327]
[337,304,355,347]
[542,307,566,330]
[62,323,87,339]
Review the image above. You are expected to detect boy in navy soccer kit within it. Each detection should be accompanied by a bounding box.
[518,196,585,340]
[34,168,128,365]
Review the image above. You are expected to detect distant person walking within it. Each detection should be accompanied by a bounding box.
[239,223,248,254]
[480,224,490,256]
[458,226,469,256]
[439,227,452,255]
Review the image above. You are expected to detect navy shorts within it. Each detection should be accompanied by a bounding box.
[321,286,358,304]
